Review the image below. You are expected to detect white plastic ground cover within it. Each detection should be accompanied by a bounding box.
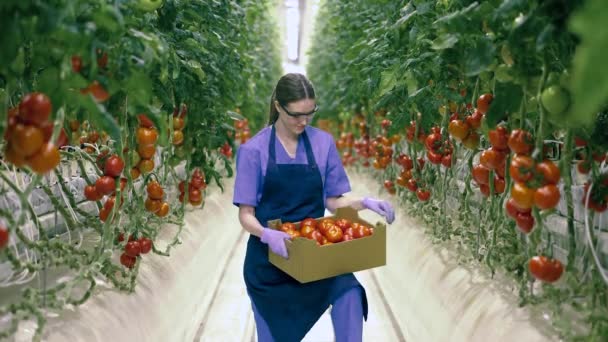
[349,171,558,342]
[13,180,240,342]
[8,171,559,341]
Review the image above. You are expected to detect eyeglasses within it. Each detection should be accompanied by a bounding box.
[279,102,319,119]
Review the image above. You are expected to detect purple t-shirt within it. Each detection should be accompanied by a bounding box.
[233,126,350,207]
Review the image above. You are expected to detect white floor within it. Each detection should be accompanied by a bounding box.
[194,231,405,342]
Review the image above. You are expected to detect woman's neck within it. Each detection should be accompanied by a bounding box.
[274,120,299,143]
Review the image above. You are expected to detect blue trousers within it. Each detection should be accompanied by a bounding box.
[251,286,364,342]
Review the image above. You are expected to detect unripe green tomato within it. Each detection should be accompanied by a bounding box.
[541,85,570,115]
[174,146,187,159]
[131,151,141,166]
[137,0,164,11]
[494,64,513,83]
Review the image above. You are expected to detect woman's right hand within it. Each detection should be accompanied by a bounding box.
[260,228,291,259]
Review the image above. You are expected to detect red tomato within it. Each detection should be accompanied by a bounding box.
[417,157,425,170]
[401,155,414,170]
[99,207,110,222]
[19,92,52,125]
[138,114,155,128]
[441,154,453,168]
[188,188,202,204]
[507,129,534,155]
[425,133,443,152]
[334,218,351,231]
[509,155,535,183]
[137,127,158,145]
[124,240,141,257]
[535,160,560,185]
[479,183,490,197]
[84,185,102,201]
[97,49,108,68]
[472,164,490,185]
[325,225,344,243]
[11,124,44,157]
[529,256,563,283]
[155,202,170,217]
[353,225,371,238]
[104,155,125,177]
[511,182,535,209]
[505,198,520,219]
[493,176,506,194]
[574,136,587,147]
[139,237,153,254]
[310,230,324,245]
[427,150,443,164]
[120,253,137,269]
[480,148,506,171]
[300,218,317,229]
[27,143,60,174]
[0,225,9,248]
[147,181,164,200]
[87,81,110,102]
[515,212,535,233]
[96,176,116,195]
[488,126,509,151]
[138,144,156,159]
[406,179,418,192]
[534,185,560,210]
[465,110,483,129]
[280,222,296,233]
[416,189,431,201]
[190,177,206,190]
[71,55,83,73]
[342,234,354,242]
[448,120,470,140]
[476,93,493,114]
[577,160,591,174]
[300,225,315,238]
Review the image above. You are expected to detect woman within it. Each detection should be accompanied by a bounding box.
[233,73,395,342]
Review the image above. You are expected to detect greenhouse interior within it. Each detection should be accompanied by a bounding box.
[0,0,607,341]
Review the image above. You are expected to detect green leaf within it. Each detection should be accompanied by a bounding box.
[464,37,495,76]
[568,0,608,127]
[431,33,459,50]
[485,82,523,127]
[376,65,399,98]
[125,71,153,107]
[227,110,245,121]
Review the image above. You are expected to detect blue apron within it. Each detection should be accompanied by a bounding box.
[243,126,368,341]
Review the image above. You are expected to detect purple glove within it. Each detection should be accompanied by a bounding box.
[260,228,291,259]
[362,197,395,224]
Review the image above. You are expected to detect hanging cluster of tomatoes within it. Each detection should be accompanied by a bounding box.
[133,114,158,179]
[472,126,508,197]
[505,129,561,233]
[279,217,373,246]
[447,94,492,151]
[424,126,454,169]
[233,116,251,144]
[3,93,67,173]
[118,233,153,269]
[84,154,126,222]
[394,153,431,202]
[144,180,169,217]
[178,168,206,206]
[171,104,187,146]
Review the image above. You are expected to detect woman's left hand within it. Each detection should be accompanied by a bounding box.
[362,197,395,224]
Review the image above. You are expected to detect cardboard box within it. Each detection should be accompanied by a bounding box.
[267,207,386,283]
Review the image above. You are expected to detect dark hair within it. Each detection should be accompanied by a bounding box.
[268,73,316,125]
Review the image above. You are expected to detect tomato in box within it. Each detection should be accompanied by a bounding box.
[300,218,317,229]
[325,225,343,243]
[280,222,296,233]
[334,218,351,231]
[300,225,315,238]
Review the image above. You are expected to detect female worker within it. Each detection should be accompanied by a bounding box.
[233,73,395,342]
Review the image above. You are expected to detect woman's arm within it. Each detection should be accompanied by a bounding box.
[325,195,365,213]
[238,204,266,238]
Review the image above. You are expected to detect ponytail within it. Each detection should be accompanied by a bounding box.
[268,88,279,125]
